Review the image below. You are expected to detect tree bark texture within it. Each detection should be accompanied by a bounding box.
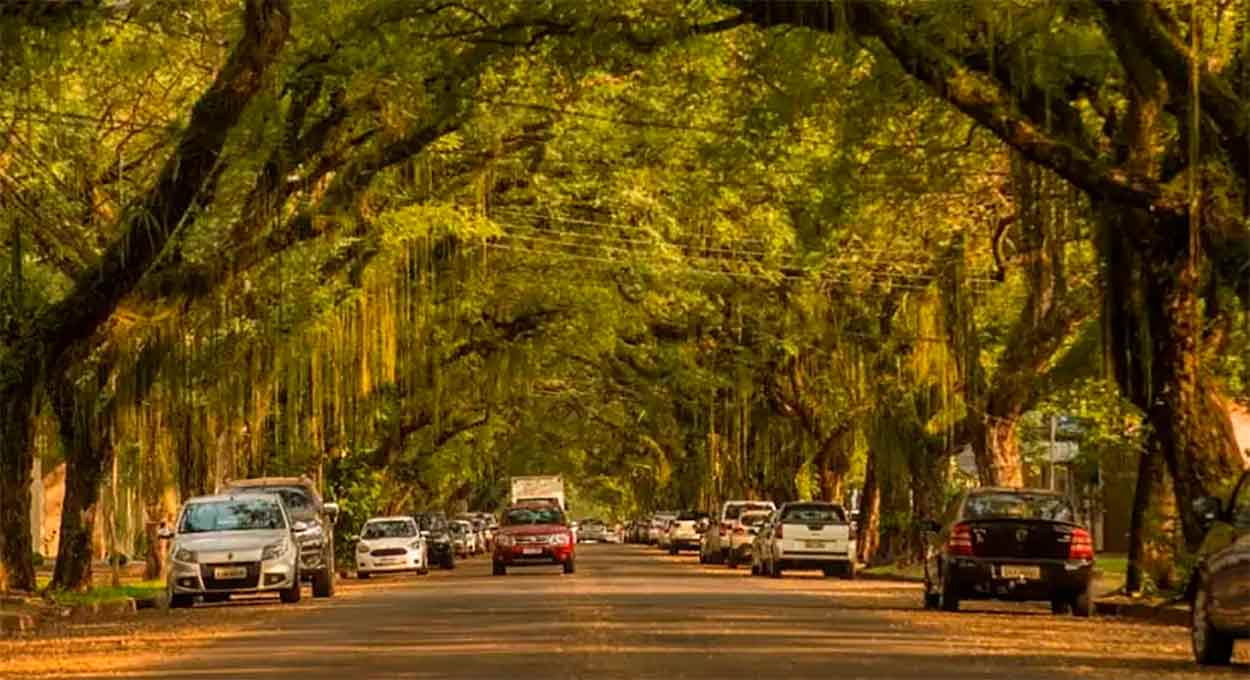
[48,358,115,592]
[0,376,37,592]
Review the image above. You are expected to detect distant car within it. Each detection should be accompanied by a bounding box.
[164,493,301,608]
[492,502,576,575]
[578,519,609,543]
[701,501,776,564]
[921,488,1094,615]
[648,512,676,545]
[724,509,768,568]
[412,511,455,570]
[355,516,428,578]
[1189,469,1249,666]
[450,520,478,557]
[220,476,339,598]
[667,511,709,554]
[755,502,855,578]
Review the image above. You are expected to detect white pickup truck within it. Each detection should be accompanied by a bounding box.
[757,501,855,579]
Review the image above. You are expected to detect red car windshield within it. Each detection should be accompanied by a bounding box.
[503,507,565,526]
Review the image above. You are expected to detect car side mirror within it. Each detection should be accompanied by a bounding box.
[157,526,175,540]
[348,534,360,542]
[323,502,340,520]
[919,519,942,534]
[1193,496,1222,530]
[292,520,310,533]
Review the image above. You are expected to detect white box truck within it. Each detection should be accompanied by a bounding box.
[510,475,565,510]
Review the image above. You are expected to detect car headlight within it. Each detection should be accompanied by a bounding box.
[173,547,197,563]
[409,540,423,550]
[262,542,289,561]
[357,542,370,554]
[497,534,515,547]
[548,533,570,546]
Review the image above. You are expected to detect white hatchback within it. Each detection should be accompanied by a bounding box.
[757,501,855,578]
[355,516,429,578]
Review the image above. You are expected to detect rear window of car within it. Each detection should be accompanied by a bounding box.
[504,507,566,526]
[781,504,846,523]
[739,512,771,527]
[725,503,772,520]
[962,493,1076,522]
[363,520,416,539]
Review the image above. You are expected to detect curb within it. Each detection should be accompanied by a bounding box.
[1093,599,1189,627]
[0,611,35,634]
[856,571,924,584]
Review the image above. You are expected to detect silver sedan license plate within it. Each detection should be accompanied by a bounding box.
[1000,565,1040,580]
[214,566,247,580]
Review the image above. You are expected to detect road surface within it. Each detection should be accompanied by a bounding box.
[3,544,1245,679]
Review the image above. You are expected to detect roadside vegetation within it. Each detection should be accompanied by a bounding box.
[0,0,1245,609]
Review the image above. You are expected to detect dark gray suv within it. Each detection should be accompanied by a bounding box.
[221,476,339,598]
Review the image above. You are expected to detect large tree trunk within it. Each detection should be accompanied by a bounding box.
[907,442,950,561]
[0,376,37,592]
[856,451,880,565]
[48,361,115,592]
[1145,254,1246,549]
[1125,442,1161,594]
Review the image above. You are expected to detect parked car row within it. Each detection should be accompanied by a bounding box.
[161,475,508,605]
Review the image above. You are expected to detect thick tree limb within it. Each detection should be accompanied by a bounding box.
[29,0,291,370]
[729,0,1184,222]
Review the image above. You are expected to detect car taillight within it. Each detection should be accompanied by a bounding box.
[775,524,783,539]
[1069,528,1094,560]
[947,523,973,556]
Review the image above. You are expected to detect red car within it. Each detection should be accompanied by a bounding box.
[492,502,576,575]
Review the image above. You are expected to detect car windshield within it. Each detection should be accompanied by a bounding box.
[180,499,285,533]
[781,504,846,522]
[740,512,771,526]
[503,507,565,525]
[963,493,1076,522]
[362,520,416,539]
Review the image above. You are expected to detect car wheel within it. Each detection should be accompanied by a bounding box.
[939,569,960,612]
[770,559,783,579]
[669,543,678,556]
[822,566,836,578]
[357,570,371,580]
[1051,598,1071,615]
[1192,580,1235,665]
[923,587,941,610]
[751,560,760,576]
[727,551,738,569]
[417,567,429,576]
[442,553,455,570]
[168,592,194,609]
[563,559,576,575]
[841,562,856,580]
[279,577,301,604]
[312,567,335,598]
[492,561,506,576]
[1070,588,1092,618]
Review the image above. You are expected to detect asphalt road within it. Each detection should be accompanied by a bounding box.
[11,544,1247,679]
